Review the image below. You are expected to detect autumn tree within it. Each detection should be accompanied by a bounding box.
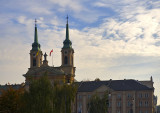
[0,86,24,113]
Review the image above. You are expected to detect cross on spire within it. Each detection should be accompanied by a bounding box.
[66,15,68,24]
[35,19,37,27]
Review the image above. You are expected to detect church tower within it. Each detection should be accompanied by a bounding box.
[30,19,43,68]
[61,16,75,83]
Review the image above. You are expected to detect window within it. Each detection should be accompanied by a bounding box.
[78,102,82,107]
[88,95,91,99]
[78,95,82,99]
[64,56,68,64]
[117,110,121,113]
[139,93,143,98]
[117,94,121,99]
[117,101,121,107]
[127,93,132,98]
[139,101,142,107]
[109,102,111,107]
[145,110,148,113]
[139,110,143,113]
[128,101,131,107]
[144,101,148,107]
[65,51,67,54]
[33,58,36,66]
[144,93,149,98]
[78,102,82,113]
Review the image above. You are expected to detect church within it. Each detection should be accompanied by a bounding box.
[23,18,75,85]
[0,17,157,113]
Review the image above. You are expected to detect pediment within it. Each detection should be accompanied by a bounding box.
[93,85,109,93]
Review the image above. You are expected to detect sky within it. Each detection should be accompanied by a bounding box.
[0,0,160,104]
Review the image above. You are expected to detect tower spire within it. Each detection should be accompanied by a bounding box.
[66,15,69,40]
[32,19,41,51]
[34,19,38,44]
[63,15,72,48]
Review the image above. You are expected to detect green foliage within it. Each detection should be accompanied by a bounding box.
[22,72,77,113]
[52,83,77,113]
[0,86,24,113]
[88,92,108,113]
[0,72,77,113]
[22,74,53,113]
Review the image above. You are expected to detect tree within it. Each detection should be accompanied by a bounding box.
[87,92,108,113]
[53,83,77,113]
[22,74,53,113]
[0,86,24,113]
[22,72,77,113]
[95,78,101,81]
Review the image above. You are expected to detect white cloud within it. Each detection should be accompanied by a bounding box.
[49,0,84,13]
[0,0,160,104]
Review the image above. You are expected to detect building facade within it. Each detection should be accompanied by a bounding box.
[75,79,154,113]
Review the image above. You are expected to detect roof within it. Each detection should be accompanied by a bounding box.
[23,65,65,77]
[77,79,153,92]
[0,84,23,95]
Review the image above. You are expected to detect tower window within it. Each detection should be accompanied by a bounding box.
[64,56,68,64]
[65,51,67,54]
[33,54,36,57]
[33,58,36,66]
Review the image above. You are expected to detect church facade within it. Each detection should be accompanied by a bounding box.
[23,18,75,85]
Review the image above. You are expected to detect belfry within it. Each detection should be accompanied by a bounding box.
[30,19,43,68]
[61,16,75,83]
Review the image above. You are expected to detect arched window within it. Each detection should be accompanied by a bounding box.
[33,58,36,66]
[64,56,68,64]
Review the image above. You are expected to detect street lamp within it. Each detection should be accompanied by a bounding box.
[107,92,111,113]
[130,98,134,113]
[65,77,70,113]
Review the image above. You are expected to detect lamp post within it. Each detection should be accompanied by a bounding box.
[107,92,111,113]
[65,78,70,113]
[130,98,134,113]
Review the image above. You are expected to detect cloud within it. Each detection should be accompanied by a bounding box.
[49,0,85,12]
[0,0,160,104]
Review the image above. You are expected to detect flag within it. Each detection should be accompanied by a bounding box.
[50,49,53,56]
[36,51,39,56]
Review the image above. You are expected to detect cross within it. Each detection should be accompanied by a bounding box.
[35,19,37,26]
[66,15,68,20]
[66,15,68,23]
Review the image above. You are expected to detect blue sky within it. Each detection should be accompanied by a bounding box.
[0,0,160,104]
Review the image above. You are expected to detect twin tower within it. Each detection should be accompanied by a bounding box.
[24,18,75,84]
